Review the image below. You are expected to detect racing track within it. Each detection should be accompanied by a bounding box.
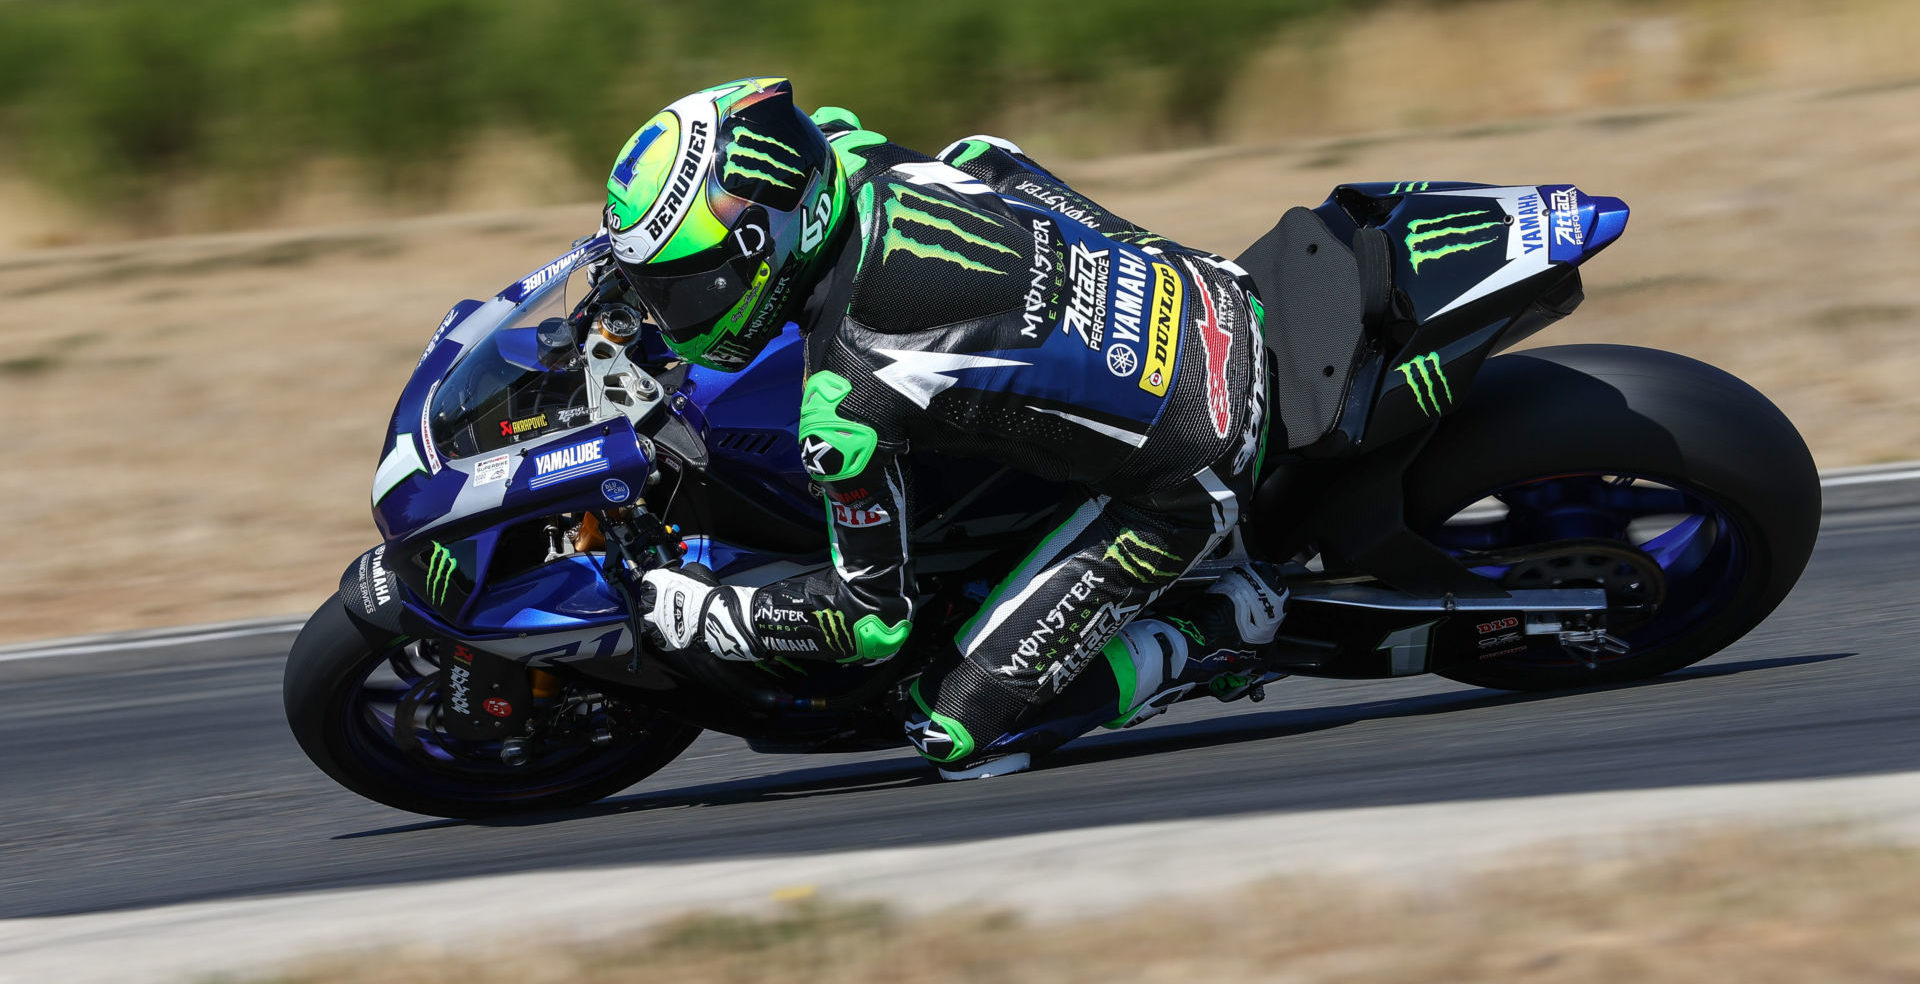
[1,471,1916,921]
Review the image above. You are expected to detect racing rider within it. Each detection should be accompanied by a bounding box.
[612,78,1287,780]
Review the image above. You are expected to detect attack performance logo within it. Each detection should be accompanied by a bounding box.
[722,126,805,191]
[1062,242,1111,349]
[1396,351,1453,416]
[880,186,1018,274]
[1404,209,1504,272]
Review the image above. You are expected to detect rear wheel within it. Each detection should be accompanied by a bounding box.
[1403,344,1819,691]
[284,598,699,818]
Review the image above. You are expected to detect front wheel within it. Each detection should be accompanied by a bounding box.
[284,597,700,818]
[1404,344,1820,691]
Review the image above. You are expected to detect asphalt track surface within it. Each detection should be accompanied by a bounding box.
[2,476,1916,922]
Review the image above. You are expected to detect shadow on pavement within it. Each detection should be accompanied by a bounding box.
[337,650,1859,840]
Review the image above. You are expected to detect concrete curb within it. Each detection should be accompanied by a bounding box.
[4,769,1916,984]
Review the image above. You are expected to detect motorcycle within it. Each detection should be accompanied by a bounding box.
[284,180,1820,818]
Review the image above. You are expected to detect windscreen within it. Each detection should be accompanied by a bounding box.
[427,276,591,461]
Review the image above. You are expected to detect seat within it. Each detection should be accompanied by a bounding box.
[1233,207,1372,449]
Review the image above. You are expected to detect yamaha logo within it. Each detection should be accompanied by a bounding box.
[1106,342,1138,377]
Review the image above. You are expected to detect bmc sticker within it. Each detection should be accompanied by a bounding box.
[529,438,609,490]
[831,501,892,528]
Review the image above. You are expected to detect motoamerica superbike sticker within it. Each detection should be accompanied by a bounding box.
[473,453,511,487]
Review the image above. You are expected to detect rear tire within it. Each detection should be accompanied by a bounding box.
[1403,344,1820,691]
[284,597,700,818]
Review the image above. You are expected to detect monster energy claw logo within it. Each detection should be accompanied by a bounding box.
[1396,351,1453,416]
[812,609,854,655]
[1404,209,1503,272]
[1388,181,1431,194]
[723,127,805,190]
[1104,531,1182,583]
[881,187,1016,274]
[424,541,457,605]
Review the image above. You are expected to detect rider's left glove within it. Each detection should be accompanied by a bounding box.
[638,564,759,662]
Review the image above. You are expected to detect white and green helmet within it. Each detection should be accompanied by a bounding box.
[605,77,846,370]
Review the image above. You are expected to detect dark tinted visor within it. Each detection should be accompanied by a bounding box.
[617,205,775,347]
[619,250,757,345]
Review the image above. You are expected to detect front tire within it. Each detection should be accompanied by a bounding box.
[284,597,700,818]
[1404,344,1820,691]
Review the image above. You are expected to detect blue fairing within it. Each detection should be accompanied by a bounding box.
[463,554,624,632]
[679,325,816,523]
[1541,185,1631,266]
[370,234,849,651]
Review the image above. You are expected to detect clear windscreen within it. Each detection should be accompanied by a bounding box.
[427,270,593,461]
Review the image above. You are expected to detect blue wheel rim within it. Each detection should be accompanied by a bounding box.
[336,639,655,806]
[1424,473,1750,667]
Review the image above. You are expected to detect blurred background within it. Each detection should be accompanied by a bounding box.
[1,0,1915,641]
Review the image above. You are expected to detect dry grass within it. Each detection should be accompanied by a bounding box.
[3,2,1919,642]
[1219,0,1920,146]
[263,829,1920,983]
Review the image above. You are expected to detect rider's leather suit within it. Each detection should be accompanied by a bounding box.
[727,118,1278,769]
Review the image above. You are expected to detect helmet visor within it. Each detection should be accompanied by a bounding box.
[621,251,756,348]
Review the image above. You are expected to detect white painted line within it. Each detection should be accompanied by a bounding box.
[0,622,306,665]
[1822,467,1920,487]
[2,462,1917,665]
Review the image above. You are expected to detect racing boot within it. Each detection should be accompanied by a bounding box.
[905,564,1287,780]
[1104,563,1287,730]
[904,664,1051,781]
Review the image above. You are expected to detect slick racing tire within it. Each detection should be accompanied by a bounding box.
[284,596,700,818]
[1403,344,1820,692]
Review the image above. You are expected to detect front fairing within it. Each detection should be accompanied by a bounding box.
[365,233,1057,641]
[372,235,652,549]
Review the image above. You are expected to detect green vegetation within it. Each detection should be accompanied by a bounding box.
[0,0,1345,211]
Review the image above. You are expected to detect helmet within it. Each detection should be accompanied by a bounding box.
[604,77,845,370]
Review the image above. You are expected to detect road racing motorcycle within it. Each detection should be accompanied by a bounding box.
[285,181,1821,818]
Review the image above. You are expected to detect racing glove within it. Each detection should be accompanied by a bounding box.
[638,564,759,662]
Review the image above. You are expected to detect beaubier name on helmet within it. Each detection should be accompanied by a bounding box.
[645,120,710,239]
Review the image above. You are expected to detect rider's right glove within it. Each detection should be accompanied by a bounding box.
[638,563,759,662]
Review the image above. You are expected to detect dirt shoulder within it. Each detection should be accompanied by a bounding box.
[251,829,1920,984]
[2,83,1917,642]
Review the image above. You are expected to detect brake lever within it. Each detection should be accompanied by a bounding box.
[598,509,678,674]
